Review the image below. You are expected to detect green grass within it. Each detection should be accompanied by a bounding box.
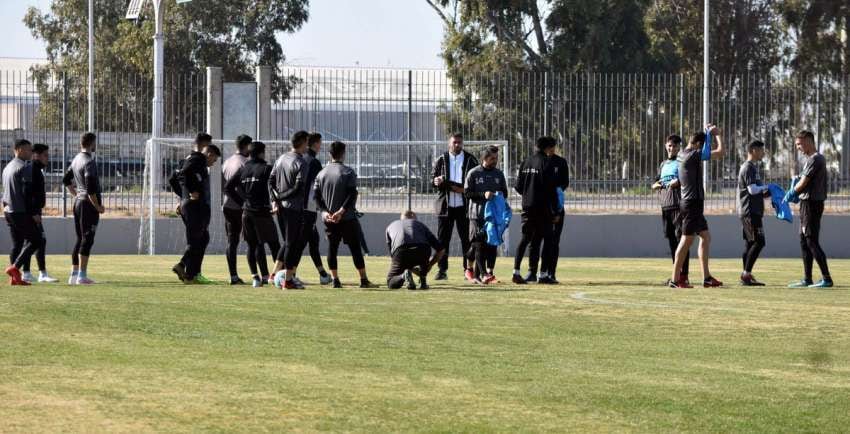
[2,255,849,433]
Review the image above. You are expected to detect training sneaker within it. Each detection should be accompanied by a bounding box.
[482,274,497,285]
[703,276,723,288]
[172,263,187,282]
[5,265,22,282]
[404,271,416,290]
[319,273,333,285]
[21,271,34,283]
[512,274,527,285]
[671,279,693,289]
[262,275,271,285]
[740,274,766,286]
[332,278,342,289]
[252,276,263,288]
[788,279,813,288]
[38,273,59,283]
[76,277,96,285]
[538,276,557,285]
[808,279,834,288]
[193,274,214,285]
[230,277,245,285]
[360,279,379,289]
[464,269,475,282]
[434,270,448,281]
[68,274,78,285]
[292,276,306,287]
[284,279,305,290]
[524,272,538,283]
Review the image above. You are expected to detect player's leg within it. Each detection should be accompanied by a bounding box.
[70,200,84,284]
[435,213,454,279]
[75,201,99,284]
[803,201,831,287]
[271,211,288,277]
[741,216,766,286]
[672,233,695,286]
[193,204,212,282]
[5,214,39,285]
[242,212,261,286]
[536,212,557,284]
[544,214,565,283]
[5,213,25,284]
[224,208,244,284]
[456,213,471,275]
[512,211,532,283]
[305,212,330,283]
[386,248,409,289]
[343,219,375,288]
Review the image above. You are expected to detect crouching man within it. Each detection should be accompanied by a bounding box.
[385,211,445,290]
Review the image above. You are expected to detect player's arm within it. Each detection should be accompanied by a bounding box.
[708,125,725,160]
[464,172,484,201]
[335,173,359,221]
[182,157,205,201]
[62,167,77,197]
[84,161,105,213]
[513,161,525,194]
[225,168,244,206]
[792,176,810,194]
[275,161,305,200]
[425,229,445,272]
[432,155,446,190]
[313,177,328,214]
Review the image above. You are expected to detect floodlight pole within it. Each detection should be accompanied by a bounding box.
[702,0,710,194]
[88,0,94,131]
[149,0,165,254]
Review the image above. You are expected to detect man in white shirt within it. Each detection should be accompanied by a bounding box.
[431,133,478,281]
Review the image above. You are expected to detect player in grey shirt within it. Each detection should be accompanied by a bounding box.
[269,130,310,289]
[62,133,105,285]
[221,134,252,285]
[464,145,508,284]
[737,141,770,286]
[385,211,445,289]
[314,141,377,289]
[3,139,42,286]
[785,130,832,288]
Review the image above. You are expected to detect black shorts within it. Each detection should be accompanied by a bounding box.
[520,208,554,236]
[388,244,431,278]
[325,218,361,246]
[277,207,307,245]
[661,208,683,240]
[741,214,766,245]
[680,202,708,236]
[800,200,824,239]
[243,211,279,245]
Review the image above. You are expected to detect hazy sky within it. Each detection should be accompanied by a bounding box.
[0,0,446,68]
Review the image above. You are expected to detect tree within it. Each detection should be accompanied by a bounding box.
[23,0,309,131]
[779,0,850,77]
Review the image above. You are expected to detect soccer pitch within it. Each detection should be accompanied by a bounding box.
[2,256,849,432]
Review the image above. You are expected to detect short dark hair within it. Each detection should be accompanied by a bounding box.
[291,130,310,148]
[32,143,48,154]
[481,145,499,160]
[81,132,96,149]
[329,141,346,160]
[195,132,213,147]
[236,134,253,151]
[666,135,682,146]
[308,132,322,146]
[249,141,266,159]
[536,136,557,151]
[14,139,32,150]
[796,130,815,143]
[689,132,706,146]
[747,140,765,153]
[450,132,463,140]
[401,210,417,220]
[206,144,221,157]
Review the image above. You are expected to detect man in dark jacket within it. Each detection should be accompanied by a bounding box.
[512,136,559,285]
[225,141,281,288]
[301,132,332,284]
[22,143,58,283]
[465,145,508,284]
[171,133,221,284]
[431,132,478,281]
[3,139,41,286]
[270,130,310,289]
[527,147,570,284]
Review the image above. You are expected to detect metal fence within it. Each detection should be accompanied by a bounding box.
[0,69,205,216]
[3,67,850,215]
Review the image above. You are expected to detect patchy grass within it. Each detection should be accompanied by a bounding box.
[1,256,849,432]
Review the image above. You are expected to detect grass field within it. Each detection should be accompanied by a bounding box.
[1,255,849,433]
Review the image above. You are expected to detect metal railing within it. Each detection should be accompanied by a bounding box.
[3,67,850,215]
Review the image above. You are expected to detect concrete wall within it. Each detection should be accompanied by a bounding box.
[2,213,848,259]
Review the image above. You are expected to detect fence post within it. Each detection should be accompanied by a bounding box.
[62,71,68,218]
[407,69,413,211]
[256,65,272,140]
[543,70,550,136]
[206,67,224,252]
[679,74,685,137]
[815,76,821,152]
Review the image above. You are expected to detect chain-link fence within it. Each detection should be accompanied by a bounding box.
[3,67,850,215]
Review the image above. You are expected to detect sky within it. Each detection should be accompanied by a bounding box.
[0,0,446,68]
